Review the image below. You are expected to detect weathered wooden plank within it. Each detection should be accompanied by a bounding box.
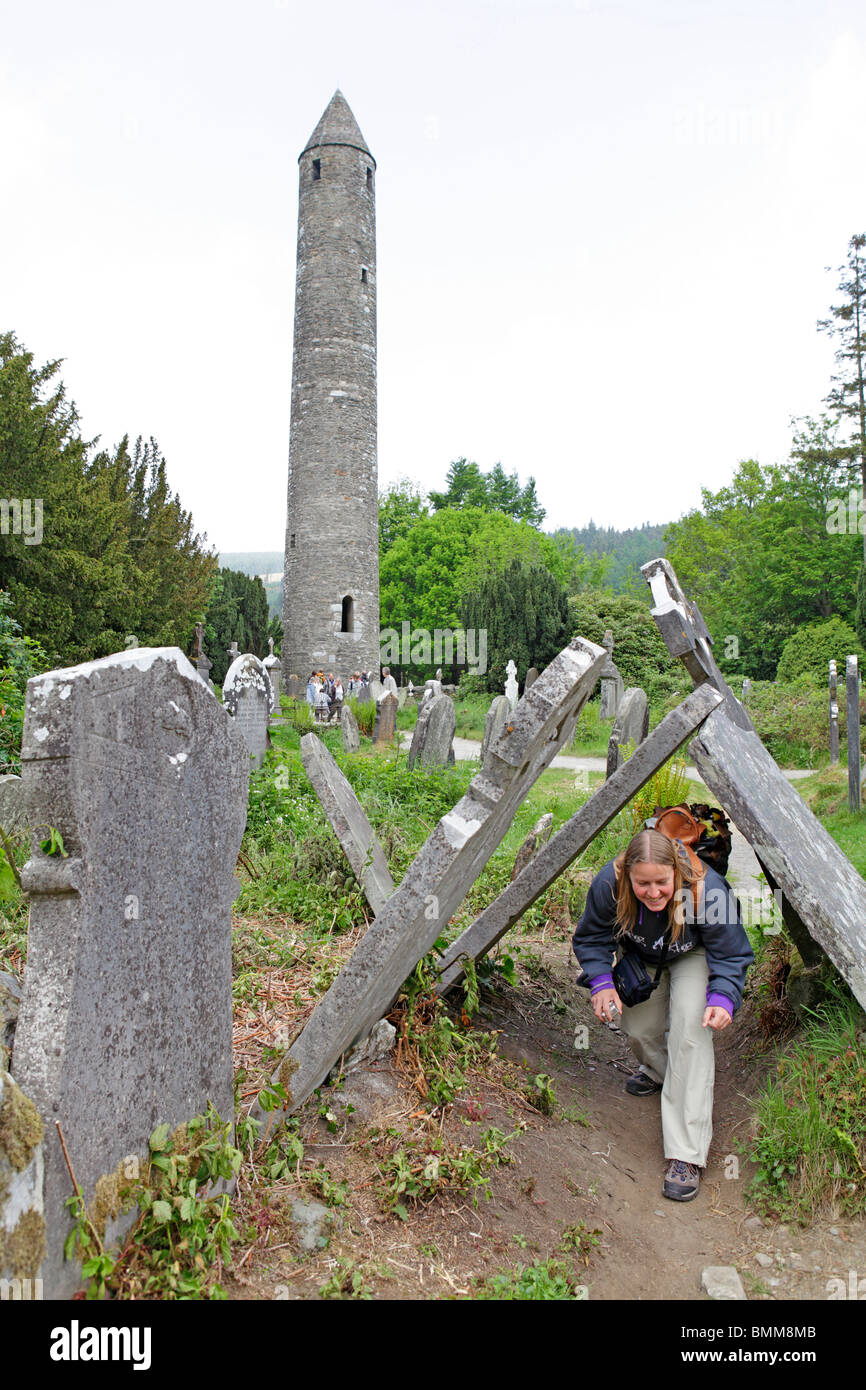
[691,706,866,1008]
[434,684,724,994]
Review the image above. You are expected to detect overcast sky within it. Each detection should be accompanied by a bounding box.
[3,0,864,555]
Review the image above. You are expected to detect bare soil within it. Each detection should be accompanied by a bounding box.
[225,931,866,1303]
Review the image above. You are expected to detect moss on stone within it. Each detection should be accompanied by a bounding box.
[0,1075,43,1172]
[278,1055,299,1109]
[0,1209,45,1280]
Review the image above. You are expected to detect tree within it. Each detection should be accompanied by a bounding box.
[460,559,570,693]
[378,478,429,553]
[664,423,859,679]
[204,568,270,685]
[819,233,866,559]
[379,507,567,680]
[0,332,215,664]
[428,459,546,527]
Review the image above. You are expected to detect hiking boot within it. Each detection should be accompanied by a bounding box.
[625,1070,663,1096]
[663,1159,701,1201]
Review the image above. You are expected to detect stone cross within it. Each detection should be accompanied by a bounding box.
[504,660,518,709]
[11,647,249,1297]
[251,636,607,1119]
[599,630,624,719]
[194,623,204,660]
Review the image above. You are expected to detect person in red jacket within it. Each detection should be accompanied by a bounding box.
[572,828,753,1202]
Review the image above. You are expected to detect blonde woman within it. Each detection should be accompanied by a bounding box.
[572,829,753,1201]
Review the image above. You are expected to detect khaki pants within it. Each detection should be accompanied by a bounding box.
[619,947,715,1168]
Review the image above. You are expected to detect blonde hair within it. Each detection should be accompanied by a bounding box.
[613,830,704,943]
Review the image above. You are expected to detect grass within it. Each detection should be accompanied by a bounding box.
[746,987,866,1224]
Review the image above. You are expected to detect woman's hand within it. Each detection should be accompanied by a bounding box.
[592,988,624,1023]
[702,1005,732,1030]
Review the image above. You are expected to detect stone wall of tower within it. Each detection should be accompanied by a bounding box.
[282,115,380,685]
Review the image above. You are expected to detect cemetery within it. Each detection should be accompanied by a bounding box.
[2,77,866,1316]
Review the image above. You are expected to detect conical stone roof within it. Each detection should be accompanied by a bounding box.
[301,89,374,163]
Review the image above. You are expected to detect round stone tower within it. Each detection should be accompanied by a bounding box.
[282,90,380,685]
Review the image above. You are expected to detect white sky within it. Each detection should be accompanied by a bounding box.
[2,0,864,554]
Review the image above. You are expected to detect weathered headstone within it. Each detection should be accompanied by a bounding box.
[435,684,724,993]
[406,693,455,769]
[300,735,394,915]
[223,653,273,771]
[253,637,607,1118]
[847,655,861,813]
[524,667,539,693]
[741,677,751,708]
[368,679,384,703]
[504,660,519,709]
[0,775,27,832]
[0,1067,44,1292]
[510,813,553,881]
[599,630,624,718]
[829,660,840,765]
[11,647,249,1297]
[480,695,512,765]
[341,705,360,754]
[372,692,398,747]
[605,686,650,779]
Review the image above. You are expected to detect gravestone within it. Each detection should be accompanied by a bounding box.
[406,694,455,769]
[435,684,724,993]
[223,653,273,771]
[524,667,539,693]
[829,660,840,765]
[510,813,553,881]
[741,677,751,708]
[599,630,624,718]
[341,705,360,754]
[605,686,650,778]
[11,647,249,1297]
[368,679,384,704]
[504,660,519,709]
[847,656,860,814]
[0,1067,44,1290]
[480,695,512,765]
[300,735,394,915]
[251,636,607,1119]
[286,674,301,702]
[372,693,398,746]
[0,775,27,832]
[263,637,282,711]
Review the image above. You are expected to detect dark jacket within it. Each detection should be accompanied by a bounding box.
[572,859,754,1013]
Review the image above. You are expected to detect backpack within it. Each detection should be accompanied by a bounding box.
[648,803,732,878]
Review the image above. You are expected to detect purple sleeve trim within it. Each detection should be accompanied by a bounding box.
[590,974,615,995]
[706,991,734,1015]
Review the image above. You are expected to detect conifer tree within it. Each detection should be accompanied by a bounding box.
[819,233,866,559]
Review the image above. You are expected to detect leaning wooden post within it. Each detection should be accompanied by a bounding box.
[847,655,861,812]
[829,659,839,766]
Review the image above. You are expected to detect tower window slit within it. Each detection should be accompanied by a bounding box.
[361,267,367,283]
[366,167,373,190]
[312,159,321,181]
[341,595,354,633]
[290,534,296,548]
